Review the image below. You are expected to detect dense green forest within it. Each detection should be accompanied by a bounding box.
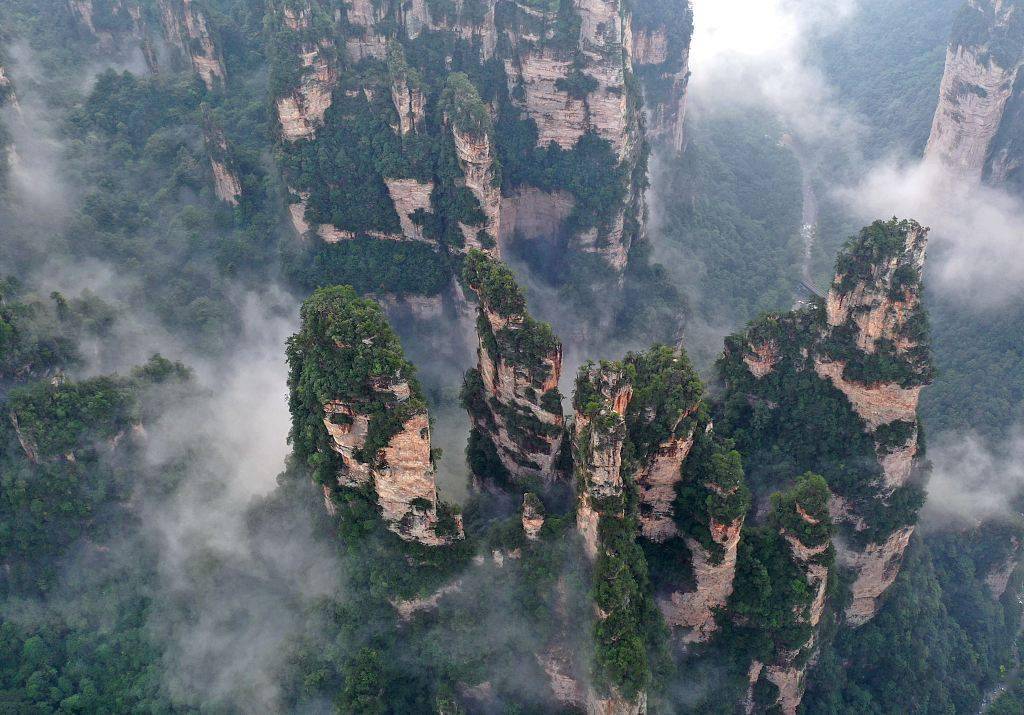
[1,0,1022,713]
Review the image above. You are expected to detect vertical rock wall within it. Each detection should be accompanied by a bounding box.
[157,0,226,90]
[925,0,1024,182]
[813,221,932,625]
[462,251,565,486]
[287,286,463,547]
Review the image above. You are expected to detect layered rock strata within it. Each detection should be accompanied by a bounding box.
[659,423,749,642]
[745,475,833,715]
[631,1,694,153]
[287,286,463,546]
[461,251,565,486]
[202,113,241,205]
[813,220,932,625]
[157,0,226,90]
[574,362,634,560]
[722,218,933,628]
[572,361,650,714]
[925,0,1024,182]
[274,1,338,142]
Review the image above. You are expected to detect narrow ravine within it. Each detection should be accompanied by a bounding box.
[783,135,821,307]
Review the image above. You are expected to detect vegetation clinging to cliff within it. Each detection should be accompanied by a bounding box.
[286,285,427,482]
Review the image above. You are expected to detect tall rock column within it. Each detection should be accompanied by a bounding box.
[631,0,694,153]
[812,219,933,625]
[744,474,834,715]
[624,345,704,542]
[925,0,1024,181]
[461,250,565,487]
[720,219,933,629]
[441,73,502,253]
[157,0,226,90]
[201,110,241,205]
[272,0,338,142]
[661,424,750,642]
[572,361,652,715]
[287,286,463,546]
[574,361,634,560]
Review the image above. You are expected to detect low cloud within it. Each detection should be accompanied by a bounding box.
[688,0,862,144]
[922,428,1024,526]
[838,158,1024,307]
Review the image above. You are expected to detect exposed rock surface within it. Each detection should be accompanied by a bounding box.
[814,221,932,624]
[522,493,545,540]
[451,124,501,252]
[158,0,226,90]
[202,116,241,205]
[499,187,575,246]
[634,415,696,542]
[745,475,833,715]
[661,517,742,642]
[462,252,565,486]
[384,178,434,241]
[273,1,338,141]
[631,5,693,153]
[925,0,1024,182]
[288,286,462,547]
[722,219,934,630]
[839,525,913,626]
[574,362,633,560]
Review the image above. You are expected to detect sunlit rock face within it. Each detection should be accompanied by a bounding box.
[661,515,742,642]
[631,1,693,153]
[926,0,1024,183]
[813,220,932,625]
[451,124,501,252]
[721,219,934,629]
[259,0,692,278]
[271,1,338,142]
[461,251,565,487]
[202,116,241,205]
[287,286,463,547]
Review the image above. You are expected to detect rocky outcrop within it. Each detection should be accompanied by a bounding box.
[273,1,337,141]
[574,362,633,560]
[462,251,565,486]
[721,219,933,629]
[158,0,226,90]
[522,493,545,540]
[985,535,1022,598]
[813,220,932,624]
[631,2,693,153]
[344,0,387,61]
[925,0,1024,182]
[202,114,241,205]
[662,517,742,642]
[838,525,913,626]
[384,178,434,241]
[499,187,575,247]
[287,286,463,547]
[745,474,833,715]
[388,41,426,136]
[451,124,501,252]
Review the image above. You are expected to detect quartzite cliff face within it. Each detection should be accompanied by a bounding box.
[287,286,463,547]
[721,218,933,628]
[744,475,834,715]
[926,0,1024,184]
[814,220,932,625]
[461,250,565,487]
[263,0,693,277]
